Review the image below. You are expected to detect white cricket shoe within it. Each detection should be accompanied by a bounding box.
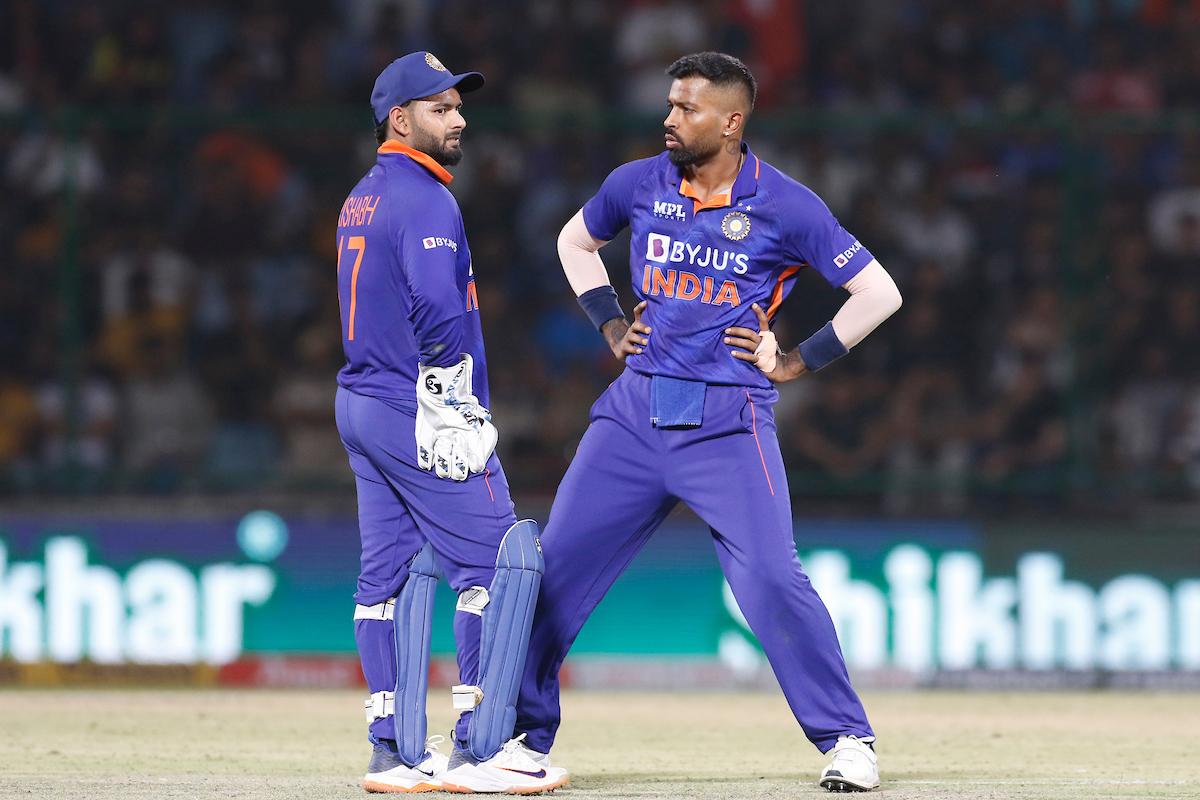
[819,735,879,792]
[363,735,450,793]
[440,734,569,794]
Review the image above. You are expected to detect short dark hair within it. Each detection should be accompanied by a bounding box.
[666,52,757,110]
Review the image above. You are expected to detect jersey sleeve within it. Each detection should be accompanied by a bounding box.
[398,189,466,367]
[581,159,652,241]
[778,183,875,287]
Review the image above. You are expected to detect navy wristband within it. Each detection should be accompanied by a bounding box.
[797,321,849,371]
[578,286,625,330]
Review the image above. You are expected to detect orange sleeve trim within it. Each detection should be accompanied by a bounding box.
[377,141,454,185]
[766,265,804,320]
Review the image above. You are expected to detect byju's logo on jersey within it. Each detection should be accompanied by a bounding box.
[422,236,459,252]
[644,233,749,274]
[833,240,863,268]
[646,233,671,263]
[652,200,687,222]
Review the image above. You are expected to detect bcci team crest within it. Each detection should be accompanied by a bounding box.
[721,211,751,241]
[425,52,448,72]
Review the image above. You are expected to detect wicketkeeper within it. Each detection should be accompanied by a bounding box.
[334,52,567,794]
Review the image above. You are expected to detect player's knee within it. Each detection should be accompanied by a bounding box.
[745,554,806,596]
[355,575,405,608]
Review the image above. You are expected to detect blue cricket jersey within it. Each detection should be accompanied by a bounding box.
[582,143,874,389]
[335,141,488,408]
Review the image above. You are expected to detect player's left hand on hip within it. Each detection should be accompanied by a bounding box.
[415,354,498,481]
[725,303,781,373]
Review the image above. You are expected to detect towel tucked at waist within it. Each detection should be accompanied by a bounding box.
[650,375,705,428]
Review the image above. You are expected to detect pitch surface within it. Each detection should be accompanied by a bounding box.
[0,689,1196,798]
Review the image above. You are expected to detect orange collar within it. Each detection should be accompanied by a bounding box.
[377,141,453,185]
[678,176,731,213]
[677,145,760,213]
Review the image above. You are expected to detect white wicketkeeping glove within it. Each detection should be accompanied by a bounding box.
[415,354,498,481]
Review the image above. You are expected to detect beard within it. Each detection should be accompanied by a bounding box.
[666,135,719,167]
[412,126,464,166]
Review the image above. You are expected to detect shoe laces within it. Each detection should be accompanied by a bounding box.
[501,733,529,755]
[423,734,446,757]
[833,735,876,758]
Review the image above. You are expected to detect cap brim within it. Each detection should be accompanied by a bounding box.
[417,71,485,101]
[449,71,484,94]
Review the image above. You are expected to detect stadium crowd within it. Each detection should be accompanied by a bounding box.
[2,0,1199,512]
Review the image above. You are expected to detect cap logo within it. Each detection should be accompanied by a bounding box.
[425,52,448,72]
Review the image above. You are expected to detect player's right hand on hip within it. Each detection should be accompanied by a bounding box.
[604,301,651,362]
[415,354,498,481]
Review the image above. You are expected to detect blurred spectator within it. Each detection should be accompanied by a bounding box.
[615,0,708,111]
[6,126,104,198]
[122,336,213,488]
[35,362,119,476]
[272,325,345,484]
[1148,156,1200,257]
[882,296,971,514]
[891,183,976,284]
[973,358,1069,501]
[0,370,38,485]
[789,373,891,490]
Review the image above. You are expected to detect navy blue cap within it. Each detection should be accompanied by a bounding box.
[371,52,484,125]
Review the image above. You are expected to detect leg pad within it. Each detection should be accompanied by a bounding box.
[394,544,440,766]
[465,519,544,760]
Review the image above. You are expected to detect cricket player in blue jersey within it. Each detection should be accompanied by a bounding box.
[514,53,903,792]
[334,51,566,794]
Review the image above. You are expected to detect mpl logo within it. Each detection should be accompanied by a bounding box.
[646,233,671,263]
[422,236,459,252]
[652,200,687,221]
[833,240,863,268]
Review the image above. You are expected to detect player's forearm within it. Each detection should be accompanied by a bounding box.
[831,260,902,348]
[561,210,628,335]
[413,313,466,367]
[767,262,900,382]
[558,209,612,295]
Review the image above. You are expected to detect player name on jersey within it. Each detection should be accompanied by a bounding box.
[339,194,382,228]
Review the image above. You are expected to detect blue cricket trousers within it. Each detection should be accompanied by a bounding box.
[336,386,517,745]
[514,369,874,753]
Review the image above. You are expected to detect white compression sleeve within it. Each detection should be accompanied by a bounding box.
[558,209,611,295]
[830,260,903,348]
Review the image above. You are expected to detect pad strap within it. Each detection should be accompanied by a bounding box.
[456,586,490,616]
[365,690,395,721]
[452,684,484,710]
[354,599,396,621]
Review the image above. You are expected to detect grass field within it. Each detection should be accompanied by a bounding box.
[0,689,1197,799]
